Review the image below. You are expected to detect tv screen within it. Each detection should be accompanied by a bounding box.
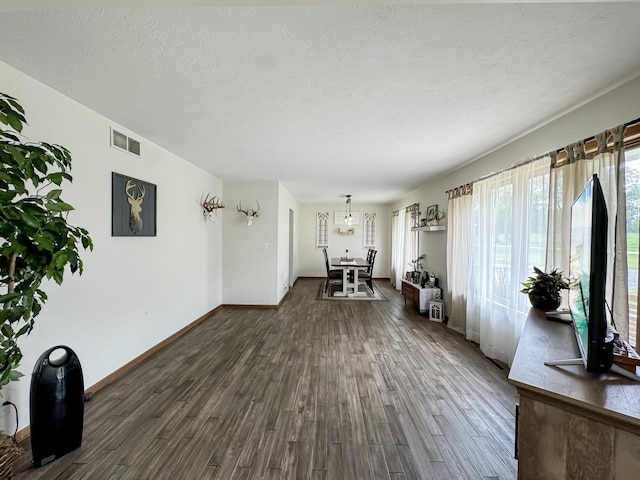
[568,174,613,372]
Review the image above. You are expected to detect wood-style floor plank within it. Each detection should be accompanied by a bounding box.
[15,279,518,479]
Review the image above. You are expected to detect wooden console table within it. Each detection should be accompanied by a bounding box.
[401,279,440,314]
[509,308,640,479]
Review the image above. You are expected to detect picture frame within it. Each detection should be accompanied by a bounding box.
[426,204,438,224]
[112,172,157,237]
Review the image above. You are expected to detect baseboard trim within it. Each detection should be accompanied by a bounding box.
[222,304,278,309]
[15,304,223,444]
[278,288,291,307]
[298,276,390,281]
[16,425,29,444]
[87,305,223,393]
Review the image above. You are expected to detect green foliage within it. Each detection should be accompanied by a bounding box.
[409,254,426,272]
[520,266,569,298]
[625,165,640,234]
[0,92,93,389]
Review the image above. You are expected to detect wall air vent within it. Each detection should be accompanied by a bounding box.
[111,128,141,156]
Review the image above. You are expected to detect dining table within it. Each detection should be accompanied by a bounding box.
[330,257,371,297]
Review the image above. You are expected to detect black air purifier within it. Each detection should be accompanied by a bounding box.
[30,346,84,467]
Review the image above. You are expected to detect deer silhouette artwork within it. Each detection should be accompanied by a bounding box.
[125,179,145,234]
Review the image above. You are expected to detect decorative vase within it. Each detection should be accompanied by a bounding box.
[528,292,561,311]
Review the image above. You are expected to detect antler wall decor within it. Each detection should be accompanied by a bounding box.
[237,201,260,226]
[202,193,225,222]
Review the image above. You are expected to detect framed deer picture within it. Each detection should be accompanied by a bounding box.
[112,172,157,236]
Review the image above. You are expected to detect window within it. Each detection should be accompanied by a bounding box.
[471,163,549,308]
[625,146,640,346]
[363,212,376,248]
[466,157,550,364]
[316,212,329,249]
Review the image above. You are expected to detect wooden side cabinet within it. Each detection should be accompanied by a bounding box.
[401,280,440,315]
[401,279,420,310]
[509,309,640,479]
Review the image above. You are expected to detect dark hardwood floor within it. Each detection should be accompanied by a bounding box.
[16,279,518,480]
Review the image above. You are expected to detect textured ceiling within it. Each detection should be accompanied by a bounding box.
[1,3,640,203]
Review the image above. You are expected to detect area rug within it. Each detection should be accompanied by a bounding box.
[318,281,387,301]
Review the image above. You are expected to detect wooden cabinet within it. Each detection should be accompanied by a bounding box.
[401,280,440,315]
[509,309,640,479]
[401,280,420,310]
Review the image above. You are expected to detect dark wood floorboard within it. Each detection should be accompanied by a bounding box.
[16,279,518,480]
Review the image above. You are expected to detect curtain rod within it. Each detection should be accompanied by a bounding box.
[555,116,640,155]
[392,202,419,215]
[471,152,552,185]
[446,183,473,199]
[446,117,640,193]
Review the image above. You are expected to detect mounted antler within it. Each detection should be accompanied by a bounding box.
[203,194,225,222]
[203,194,225,212]
[237,201,260,226]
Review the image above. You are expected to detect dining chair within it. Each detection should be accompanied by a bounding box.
[366,248,375,264]
[351,249,374,283]
[323,248,343,294]
[359,249,377,291]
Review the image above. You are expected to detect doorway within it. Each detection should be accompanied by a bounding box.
[289,208,294,287]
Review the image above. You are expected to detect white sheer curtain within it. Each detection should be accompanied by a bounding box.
[614,128,629,340]
[390,209,405,289]
[403,208,415,279]
[390,206,417,290]
[446,192,473,334]
[545,128,628,338]
[466,157,551,365]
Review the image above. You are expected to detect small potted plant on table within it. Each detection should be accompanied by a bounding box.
[520,267,569,310]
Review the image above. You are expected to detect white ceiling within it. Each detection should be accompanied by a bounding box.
[1,1,640,203]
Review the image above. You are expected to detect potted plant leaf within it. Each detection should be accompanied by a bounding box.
[520,266,569,310]
[0,92,93,389]
[408,254,426,283]
[409,254,426,272]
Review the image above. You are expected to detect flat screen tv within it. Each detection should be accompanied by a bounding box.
[568,174,614,372]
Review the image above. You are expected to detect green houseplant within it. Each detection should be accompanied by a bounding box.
[0,92,93,390]
[407,254,426,283]
[409,254,426,273]
[520,266,569,310]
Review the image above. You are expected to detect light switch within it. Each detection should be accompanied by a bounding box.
[263,242,269,250]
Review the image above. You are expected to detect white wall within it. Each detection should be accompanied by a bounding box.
[298,202,390,278]
[0,61,223,432]
[222,180,279,305]
[392,74,640,317]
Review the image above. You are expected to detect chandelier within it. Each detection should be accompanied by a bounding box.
[344,194,353,225]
